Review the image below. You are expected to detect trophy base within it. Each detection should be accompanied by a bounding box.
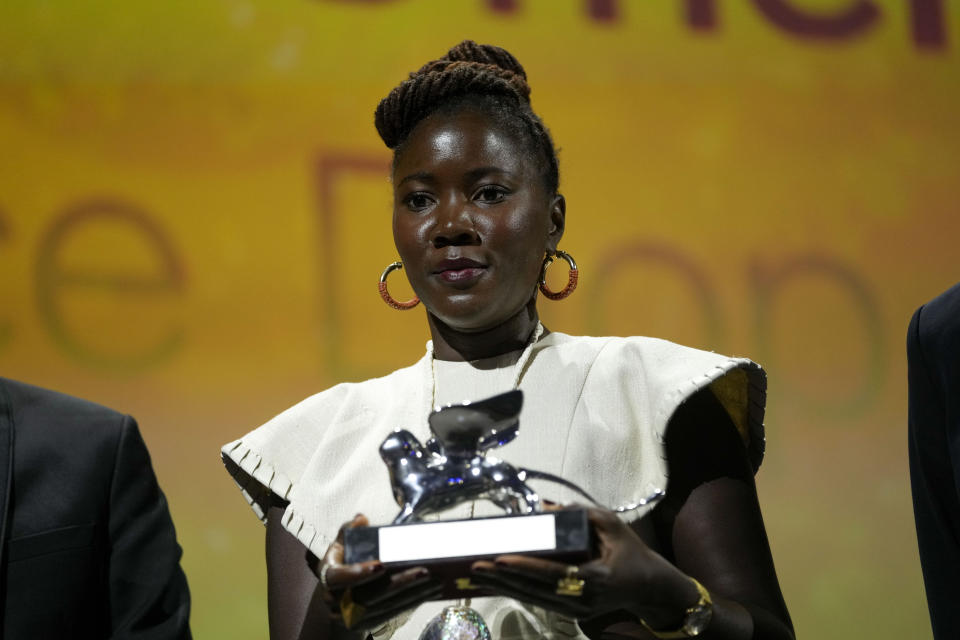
[344,509,592,599]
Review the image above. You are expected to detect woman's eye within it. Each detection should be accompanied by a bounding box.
[404,193,433,210]
[475,186,507,203]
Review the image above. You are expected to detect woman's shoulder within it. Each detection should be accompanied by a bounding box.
[541,332,766,470]
[542,332,763,412]
[220,354,429,521]
[277,356,427,423]
[542,331,757,370]
[230,354,428,456]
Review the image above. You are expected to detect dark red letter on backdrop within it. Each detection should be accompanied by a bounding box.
[487,0,517,12]
[751,0,879,39]
[587,0,618,23]
[910,0,947,49]
[686,0,718,31]
[485,0,619,22]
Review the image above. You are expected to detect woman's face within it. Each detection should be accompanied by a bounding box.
[392,109,564,332]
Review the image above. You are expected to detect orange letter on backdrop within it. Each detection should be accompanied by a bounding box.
[35,199,186,372]
[751,253,884,417]
[587,241,723,347]
[314,152,391,374]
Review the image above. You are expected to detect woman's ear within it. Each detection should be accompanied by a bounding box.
[546,194,566,253]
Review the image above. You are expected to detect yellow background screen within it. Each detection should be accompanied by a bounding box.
[1,1,957,637]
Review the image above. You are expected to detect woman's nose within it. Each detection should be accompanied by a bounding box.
[431,203,479,248]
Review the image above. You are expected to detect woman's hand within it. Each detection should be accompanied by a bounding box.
[464,390,793,640]
[469,506,699,629]
[316,514,444,633]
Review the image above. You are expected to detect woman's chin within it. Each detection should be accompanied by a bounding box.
[429,310,500,333]
[426,299,533,335]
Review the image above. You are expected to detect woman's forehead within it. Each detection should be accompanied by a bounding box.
[394,111,529,179]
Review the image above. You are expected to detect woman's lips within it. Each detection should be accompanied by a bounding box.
[437,267,485,283]
[433,258,487,284]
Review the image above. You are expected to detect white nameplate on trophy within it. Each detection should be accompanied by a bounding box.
[343,509,592,599]
[378,514,557,563]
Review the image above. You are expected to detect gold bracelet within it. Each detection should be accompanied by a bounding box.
[639,577,713,639]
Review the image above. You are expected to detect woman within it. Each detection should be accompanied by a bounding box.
[222,41,793,640]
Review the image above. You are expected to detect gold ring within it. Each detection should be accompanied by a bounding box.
[340,588,366,629]
[555,565,585,597]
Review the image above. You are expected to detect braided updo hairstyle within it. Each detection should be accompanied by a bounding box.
[375,40,560,196]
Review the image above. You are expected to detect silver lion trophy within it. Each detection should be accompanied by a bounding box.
[343,390,662,639]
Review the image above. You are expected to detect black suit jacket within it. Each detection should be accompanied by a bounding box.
[0,378,191,639]
[908,282,960,640]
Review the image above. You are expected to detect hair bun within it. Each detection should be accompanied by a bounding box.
[375,40,544,158]
[444,40,527,81]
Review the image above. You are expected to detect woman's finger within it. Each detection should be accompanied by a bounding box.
[358,566,436,605]
[475,560,602,608]
[340,574,442,631]
[354,568,442,609]
[333,564,441,630]
[355,583,446,631]
[468,571,592,618]
[585,506,629,540]
[323,560,386,591]
[325,514,370,566]
[318,513,383,591]
[486,555,576,586]
[335,514,370,543]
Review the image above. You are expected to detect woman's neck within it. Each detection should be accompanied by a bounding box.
[428,303,545,362]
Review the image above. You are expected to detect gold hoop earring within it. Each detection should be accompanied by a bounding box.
[539,250,578,301]
[379,261,420,310]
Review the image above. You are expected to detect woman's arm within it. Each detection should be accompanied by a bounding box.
[265,506,443,640]
[653,387,793,638]
[470,387,794,639]
[266,505,360,640]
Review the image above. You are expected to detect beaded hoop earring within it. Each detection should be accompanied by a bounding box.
[378,261,420,310]
[538,250,578,301]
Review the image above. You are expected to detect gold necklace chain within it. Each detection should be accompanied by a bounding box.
[421,322,544,615]
[423,322,545,515]
[423,321,544,419]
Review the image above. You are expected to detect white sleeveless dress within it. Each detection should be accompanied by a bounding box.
[221,332,766,639]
